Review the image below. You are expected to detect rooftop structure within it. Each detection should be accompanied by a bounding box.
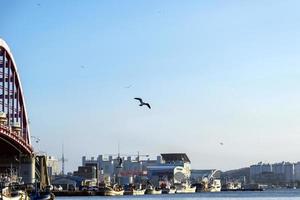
[161,153,190,163]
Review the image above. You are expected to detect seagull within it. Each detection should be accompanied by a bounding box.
[134,98,151,109]
[31,136,40,143]
[124,85,132,89]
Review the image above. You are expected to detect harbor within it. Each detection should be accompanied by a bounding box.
[2,1,300,200]
[51,190,300,199]
[0,38,262,199]
[47,153,265,197]
[0,39,291,199]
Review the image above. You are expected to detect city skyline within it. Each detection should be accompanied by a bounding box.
[2,1,300,172]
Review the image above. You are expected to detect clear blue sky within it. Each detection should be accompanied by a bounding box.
[1,1,300,172]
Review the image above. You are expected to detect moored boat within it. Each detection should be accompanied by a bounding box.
[145,186,162,195]
[175,183,196,194]
[1,187,29,200]
[130,188,146,195]
[208,179,221,192]
[103,185,124,196]
[161,186,176,194]
[124,185,145,195]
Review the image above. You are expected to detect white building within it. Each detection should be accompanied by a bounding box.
[47,156,60,176]
[82,154,161,184]
[147,153,192,186]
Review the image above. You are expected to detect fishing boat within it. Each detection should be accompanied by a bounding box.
[0,179,30,200]
[103,185,124,196]
[145,185,162,195]
[124,185,146,195]
[124,188,146,195]
[1,187,29,200]
[175,183,196,194]
[132,188,146,195]
[124,184,145,195]
[208,179,221,192]
[161,186,176,194]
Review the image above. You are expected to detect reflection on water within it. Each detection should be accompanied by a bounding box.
[56,189,300,200]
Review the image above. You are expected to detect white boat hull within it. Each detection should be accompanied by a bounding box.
[132,189,145,195]
[175,186,196,194]
[145,189,162,195]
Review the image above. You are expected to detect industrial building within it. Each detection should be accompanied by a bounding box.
[147,153,192,186]
[81,153,192,186]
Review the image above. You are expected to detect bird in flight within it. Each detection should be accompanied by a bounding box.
[134,98,151,109]
[124,85,132,89]
[31,136,40,143]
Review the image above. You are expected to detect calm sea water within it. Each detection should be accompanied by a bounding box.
[56,189,300,200]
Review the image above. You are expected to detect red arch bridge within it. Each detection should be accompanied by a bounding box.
[0,39,46,185]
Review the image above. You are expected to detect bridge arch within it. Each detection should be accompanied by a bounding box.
[0,39,32,155]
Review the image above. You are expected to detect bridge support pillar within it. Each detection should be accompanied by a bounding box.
[19,155,35,184]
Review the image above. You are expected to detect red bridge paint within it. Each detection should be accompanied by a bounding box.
[0,39,33,155]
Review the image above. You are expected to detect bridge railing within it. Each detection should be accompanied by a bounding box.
[0,123,33,153]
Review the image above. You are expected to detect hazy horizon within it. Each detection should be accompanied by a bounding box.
[2,1,300,173]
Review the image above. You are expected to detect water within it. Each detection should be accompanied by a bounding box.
[56,190,300,200]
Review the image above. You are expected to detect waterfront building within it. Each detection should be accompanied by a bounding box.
[249,161,296,185]
[52,175,84,191]
[250,162,263,178]
[73,166,97,180]
[82,153,192,186]
[82,154,162,184]
[250,162,277,184]
[271,162,285,183]
[262,163,272,173]
[272,162,285,175]
[147,153,192,186]
[47,156,60,176]
[283,162,294,183]
[294,162,300,181]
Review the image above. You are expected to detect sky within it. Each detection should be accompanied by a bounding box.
[1,0,300,172]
